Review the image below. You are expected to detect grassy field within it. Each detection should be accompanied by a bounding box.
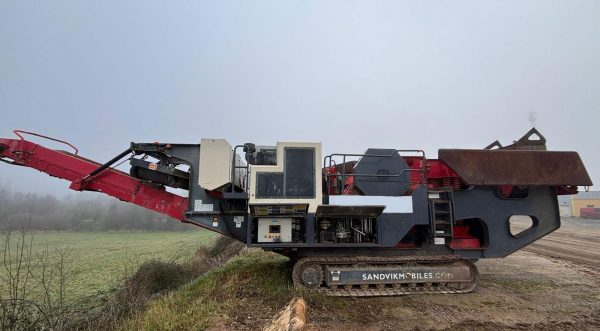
[0,230,215,302]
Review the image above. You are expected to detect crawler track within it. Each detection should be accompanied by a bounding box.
[292,255,478,297]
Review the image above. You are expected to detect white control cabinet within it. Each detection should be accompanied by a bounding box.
[257,218,292,243]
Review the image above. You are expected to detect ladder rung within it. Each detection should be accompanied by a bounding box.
[431,197,453,240]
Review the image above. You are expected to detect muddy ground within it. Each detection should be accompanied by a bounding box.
[306,217,600,330]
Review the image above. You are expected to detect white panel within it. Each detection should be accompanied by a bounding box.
[234,216,244,228]
[248,142,322,213]
[257,218,292,243]
[198,139,232,190]
[328,195,413,213]
[559,205,572,217]
[193,199,214,212]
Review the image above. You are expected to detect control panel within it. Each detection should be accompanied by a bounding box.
[257,218,292,243]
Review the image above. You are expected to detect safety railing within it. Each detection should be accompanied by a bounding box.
[13,129,79,154]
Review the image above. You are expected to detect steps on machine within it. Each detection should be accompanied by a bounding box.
[429,191,455,244]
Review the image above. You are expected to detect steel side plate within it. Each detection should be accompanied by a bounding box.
[325,263,472,285]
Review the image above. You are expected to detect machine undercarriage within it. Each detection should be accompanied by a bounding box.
[0,129,592,296]
[293,256,477,296]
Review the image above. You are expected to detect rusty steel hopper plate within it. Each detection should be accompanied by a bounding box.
[438,149,593,186]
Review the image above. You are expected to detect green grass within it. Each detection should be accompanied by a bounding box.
[121,248,353,330]
[0,230,215,302]
[1,231,347,329]
[121,249,295,330]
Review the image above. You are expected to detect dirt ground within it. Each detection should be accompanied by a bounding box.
[306,217,600,330]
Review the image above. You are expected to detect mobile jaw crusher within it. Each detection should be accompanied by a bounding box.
[0,128,591,296]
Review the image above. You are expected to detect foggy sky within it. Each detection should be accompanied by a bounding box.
[1,1,599,195]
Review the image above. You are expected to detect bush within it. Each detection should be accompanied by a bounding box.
[80,235,244,330]
[125,260,192,297]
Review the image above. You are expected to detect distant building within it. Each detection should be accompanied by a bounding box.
[570,191,600,217]
[557,195,572,217]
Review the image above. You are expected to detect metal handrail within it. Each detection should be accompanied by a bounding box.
[325,168,423,178]
[13,129,79,155]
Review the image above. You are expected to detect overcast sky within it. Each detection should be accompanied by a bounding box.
[1,1,599,195]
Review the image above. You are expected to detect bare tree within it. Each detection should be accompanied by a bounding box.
[0,221,39,329]
[0,206,77,329]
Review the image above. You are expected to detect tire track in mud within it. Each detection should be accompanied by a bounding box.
[517,220,600,271]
